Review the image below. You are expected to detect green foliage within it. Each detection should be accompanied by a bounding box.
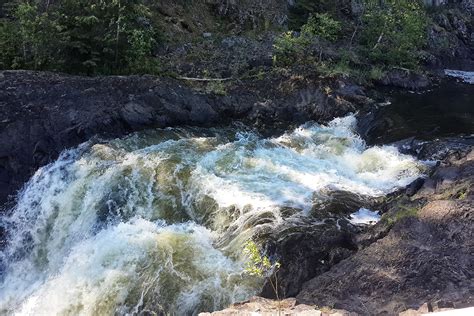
[243,240,281,301]
[127,28,160,74]
[0,0,161,74]
[243,241,276,277]
[368,65,386,81]
[382,206,419,226]
[273,31,307,66]
[273,13,340,66]
[317,59,351,78]
[0,18,17,69]
[359,0,428,68]
[302,13,341,42]
[288,0,343,30]
[0,2,65,70]
[205,81,227,96]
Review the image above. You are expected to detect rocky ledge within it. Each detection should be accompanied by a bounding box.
[200,297,474,316]
[209,137,473,315]
[0,70,369,206]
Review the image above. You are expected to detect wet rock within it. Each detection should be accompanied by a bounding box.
[378,69,431,90]
[261,218,358,299]
[310,190,378,219]
[296,146,474,315]
[335,82,373,107]
[405,178,425,197]
[394,136,474,161]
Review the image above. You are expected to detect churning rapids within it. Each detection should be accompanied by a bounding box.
[0,115,426,315]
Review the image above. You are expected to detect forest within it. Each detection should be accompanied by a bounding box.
[0,0,428,75]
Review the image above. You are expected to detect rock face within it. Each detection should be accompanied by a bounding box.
[426,4,474,69]
[296,139,474,315]
[0,70,364,206]
[378,69,431,90]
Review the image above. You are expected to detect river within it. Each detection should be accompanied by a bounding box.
[0,75,472,315]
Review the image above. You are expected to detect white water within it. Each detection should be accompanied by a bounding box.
[0,115,426,315]
[444,69,474,84]
[349,208,381,225]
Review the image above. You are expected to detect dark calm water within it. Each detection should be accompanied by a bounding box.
[359,80,474,145]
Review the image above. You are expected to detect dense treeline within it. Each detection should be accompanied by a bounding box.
[358,0,428,68]
[282,0,428,69]
[0,0,429,75]
[0,0,160,74]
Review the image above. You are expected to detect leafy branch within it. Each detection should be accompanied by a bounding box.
[243,240,282,313]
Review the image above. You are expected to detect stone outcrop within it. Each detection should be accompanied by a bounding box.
[425,3,474,69]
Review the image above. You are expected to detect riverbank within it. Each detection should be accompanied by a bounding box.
[0,1,473,314]
[2,69,472,207]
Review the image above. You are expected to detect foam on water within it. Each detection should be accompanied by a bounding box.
[349,208,381,225]
[191,116,422,215]
[0,115,426,315]
[10,220,253,316]
[444,69,474,84]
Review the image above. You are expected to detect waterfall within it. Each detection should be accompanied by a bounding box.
[0,115,425,315]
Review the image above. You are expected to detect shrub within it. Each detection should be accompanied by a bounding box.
[359,0,428,68]
[273,13,341,66]
[0,19,17,69]
[369,66,385,81]
[302,13,341,42]
[273,31,308,66]
[288,0,344,30]
[0,0,161,75]
[243,240,281,300]
[127,28,161,74]
[0,2,65,70]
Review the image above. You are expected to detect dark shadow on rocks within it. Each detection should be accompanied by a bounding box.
[260,216,359,299]
[310,189,380,219]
